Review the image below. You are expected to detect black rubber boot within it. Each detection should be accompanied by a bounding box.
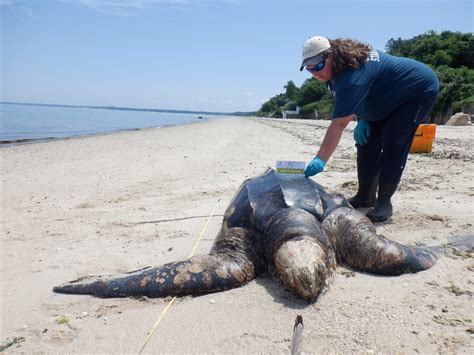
[366,184,399,222]
[348,175,379,208]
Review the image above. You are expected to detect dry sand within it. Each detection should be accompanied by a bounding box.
[1,117,473,354]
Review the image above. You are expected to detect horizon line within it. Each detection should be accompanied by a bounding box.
[0,101,257,116]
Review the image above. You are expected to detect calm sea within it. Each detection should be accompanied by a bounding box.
[0,103,227,144]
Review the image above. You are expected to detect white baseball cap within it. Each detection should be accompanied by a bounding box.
[300,36,331,71]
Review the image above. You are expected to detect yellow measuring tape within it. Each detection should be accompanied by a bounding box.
[138,200,221,354]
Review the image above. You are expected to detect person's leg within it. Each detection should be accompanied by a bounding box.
[367,95,438,222]
[349,120,385,208]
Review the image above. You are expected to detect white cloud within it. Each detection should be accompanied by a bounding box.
[77,0,145,15]
[0,1,39,19]
[71,0,243,16]
[18,6,39,19]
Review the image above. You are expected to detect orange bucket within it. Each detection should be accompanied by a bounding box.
[409,124,436,153]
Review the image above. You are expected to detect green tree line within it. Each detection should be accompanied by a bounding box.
[256,31,474,123]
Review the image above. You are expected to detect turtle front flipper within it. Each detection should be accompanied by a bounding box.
[54,227,264,298]
[322,207,437,275]
[264,208,336,301]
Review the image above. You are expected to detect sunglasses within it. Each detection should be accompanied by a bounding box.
[306,58,327,73]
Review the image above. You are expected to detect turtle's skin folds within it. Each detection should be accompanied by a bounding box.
[54,168,436,301]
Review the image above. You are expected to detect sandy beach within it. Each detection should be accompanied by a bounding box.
[1,117,473,354]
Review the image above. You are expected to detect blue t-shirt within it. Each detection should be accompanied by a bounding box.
[327,50,439,121]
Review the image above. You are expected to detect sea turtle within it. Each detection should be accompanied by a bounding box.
[53,168,436,301]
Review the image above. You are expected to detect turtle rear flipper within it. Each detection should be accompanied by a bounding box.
[323,207,437,275]
[54,227,264,298]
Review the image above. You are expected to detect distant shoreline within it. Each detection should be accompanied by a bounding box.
[0,102,245,145]
[0,119,215,147]
[0,101,256,117]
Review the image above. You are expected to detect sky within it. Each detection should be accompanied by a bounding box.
[1,0,473,112]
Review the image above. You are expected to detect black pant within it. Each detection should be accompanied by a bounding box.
[356,94,438,185]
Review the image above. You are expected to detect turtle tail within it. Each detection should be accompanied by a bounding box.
[53,227,264,298]
[322,207,437,275]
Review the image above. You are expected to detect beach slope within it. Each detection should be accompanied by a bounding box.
[1,117,472,353]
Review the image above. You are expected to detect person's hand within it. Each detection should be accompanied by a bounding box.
[304,157,325,178]
[354,120,371,145]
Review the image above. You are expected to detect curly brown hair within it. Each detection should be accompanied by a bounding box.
[328,38,372,77]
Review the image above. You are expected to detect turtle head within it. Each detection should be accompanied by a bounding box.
[274,236,331,301]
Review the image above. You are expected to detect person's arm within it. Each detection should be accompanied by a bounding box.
[303,115,354,178]
[316,115,353,163]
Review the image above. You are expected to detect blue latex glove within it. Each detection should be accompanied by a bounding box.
[304,157,326,178]
[354,120,371,145]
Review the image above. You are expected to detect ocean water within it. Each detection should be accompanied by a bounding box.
[0,103,225,143]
